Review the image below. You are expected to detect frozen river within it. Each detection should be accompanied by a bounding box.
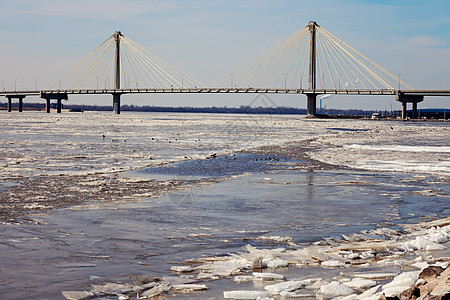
[0,111,449,299]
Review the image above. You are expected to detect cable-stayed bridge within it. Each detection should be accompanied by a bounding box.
[2,22,449,119]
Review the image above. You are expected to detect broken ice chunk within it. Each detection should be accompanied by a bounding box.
[321,260,346,268]
[234,275,254,283]
[264,281,304,295]
[381,271,420,297]
[306,279,330,289]
[262,258,289,268]
[356,285,381,299]
[350,272,398,280]
[197,272,220,280]
[91,282,134,294]
[138,283,168,299]
[223,290,268,299]
[252,272,284,281]
[195,258,249,277]
[171,284,208,291]
[170,265,194,273]
[343,278,377,290]
[404,236,446,251]
[411,261,429,270]
[319,281,356,297]
[61,291,95,300]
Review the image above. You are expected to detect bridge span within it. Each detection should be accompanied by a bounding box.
[2,22,449,119]
[2,88,449,119]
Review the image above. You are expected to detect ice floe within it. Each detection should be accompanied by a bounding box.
[223,290,268,299]
[321,260,346,268]
[264,280,304,295]
[346,144,450,153]
[343,278,377,290]
[60,217,450,299]
[169,217,450,299]
[319,281,356,297]
[252,272,285,281]
[381,270,420,297]
[170,265,194,273]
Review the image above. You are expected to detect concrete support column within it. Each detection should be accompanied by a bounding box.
[401,102,407,120]
[57,99,62,113]
[412,102,418,119]
[396,93,423,121]
[113,93,121,114]
[46,98,51,113]
[6,95,26,112]
[40,92,68,114]
[307,94,316,116]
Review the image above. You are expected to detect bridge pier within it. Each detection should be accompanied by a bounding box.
[396,92,423,120]
[306,94,317,116]
[401,102,407,120]
[5,95,26,112]
[412,102,418,119]
[112,93,121,114]
[40,92,68,113]
[57,99,62,113]
[7,97,12,112]
[46,99,51,113]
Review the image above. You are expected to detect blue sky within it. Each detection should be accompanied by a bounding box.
[1,0,449,109]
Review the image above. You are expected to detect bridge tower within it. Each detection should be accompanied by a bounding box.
[306,21,317,116]
[112,31,122,114]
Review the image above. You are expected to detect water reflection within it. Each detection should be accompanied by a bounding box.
[306,168,314,200]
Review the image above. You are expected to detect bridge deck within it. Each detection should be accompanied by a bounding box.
[2,88,450,97]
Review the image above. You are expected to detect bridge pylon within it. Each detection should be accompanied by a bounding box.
[113,31,122,114]
[42,30,202,114]
[307,21,318,116]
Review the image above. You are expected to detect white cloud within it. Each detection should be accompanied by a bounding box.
[403,35,445,48]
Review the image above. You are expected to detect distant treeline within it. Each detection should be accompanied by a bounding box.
[59,103,385,116]
[1,102,448,118]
